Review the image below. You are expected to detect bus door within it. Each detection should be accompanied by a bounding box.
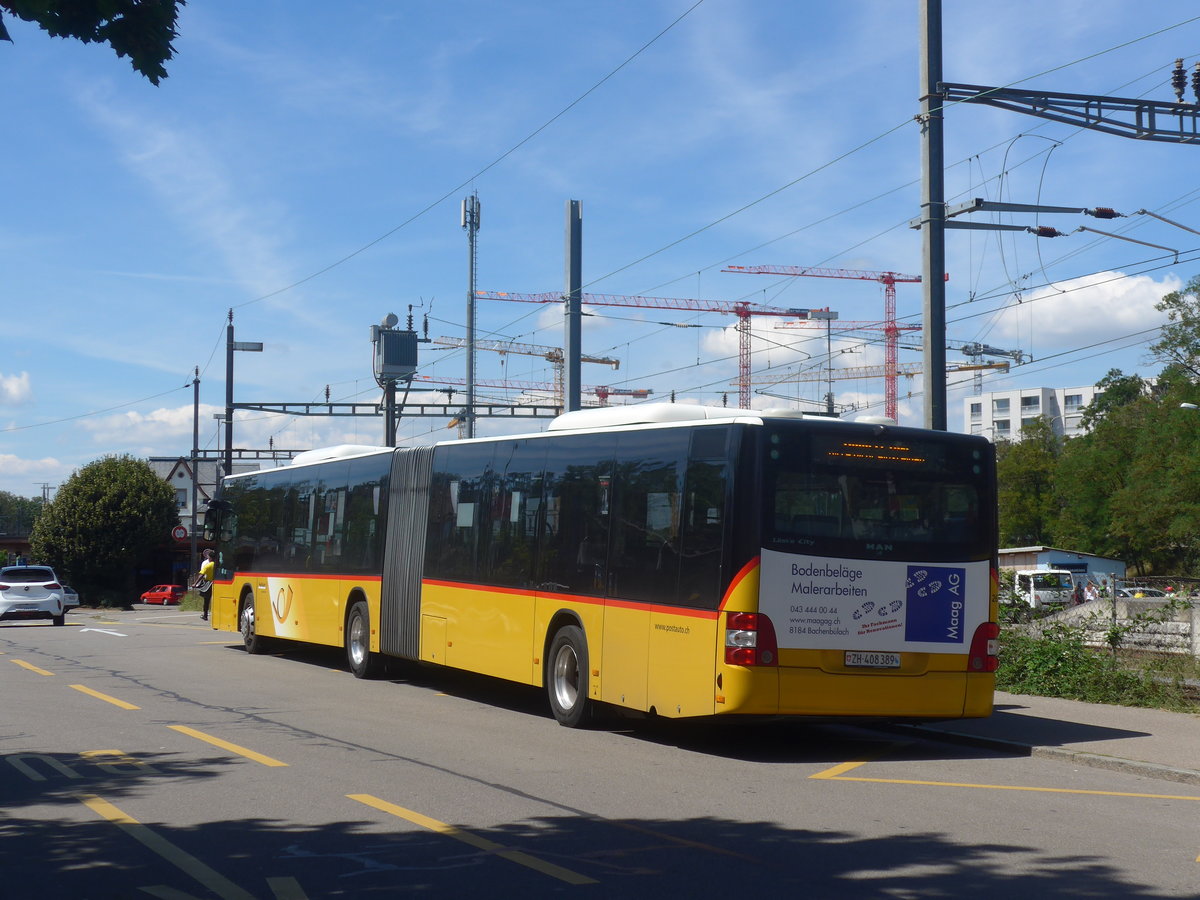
[535,434,620,704]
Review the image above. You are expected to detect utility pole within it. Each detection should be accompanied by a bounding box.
[564,200,583,412]
[190,366,199,581]
[925,27,1200,429]
[919,0,947,430]
[371,313,418,445]
[224,309,263,483]
[462,193,481,438]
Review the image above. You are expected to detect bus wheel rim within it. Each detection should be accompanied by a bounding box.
[349,613,366,667]
[553,644,578,710]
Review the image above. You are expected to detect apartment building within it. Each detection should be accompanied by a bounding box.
[963,385,1100,441]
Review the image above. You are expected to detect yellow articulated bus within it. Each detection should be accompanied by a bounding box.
[204,404,998,727]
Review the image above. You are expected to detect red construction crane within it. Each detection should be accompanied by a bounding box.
[476,290,820,409]
[723,265,944,421]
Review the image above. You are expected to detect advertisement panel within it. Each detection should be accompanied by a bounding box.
[759,549,990,653]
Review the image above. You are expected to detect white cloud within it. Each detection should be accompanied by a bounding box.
[75,87,327,332]
[0,372,31,405]
[0,452,69,496]
[81,404,222,450]
[983,271,1178,355]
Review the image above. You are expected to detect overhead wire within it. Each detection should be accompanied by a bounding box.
[67,12,1200,439]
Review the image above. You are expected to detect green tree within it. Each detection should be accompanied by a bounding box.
[996,416,1061,546]
[30,455,179,607]
[0,0,184,84]
[0,489,43,537]
[1054,369,1200,574]
[1078,369,1147,431]
[1151,274,1200,380]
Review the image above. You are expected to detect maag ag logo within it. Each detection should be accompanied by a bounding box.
[903,565,967,644]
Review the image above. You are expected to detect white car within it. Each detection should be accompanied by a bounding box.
[0,566,66,626]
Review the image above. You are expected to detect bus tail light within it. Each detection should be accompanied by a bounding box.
[969,621,1000,672]
[725,611,779,667]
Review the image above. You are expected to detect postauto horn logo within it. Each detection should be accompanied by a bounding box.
[903,565,967,644]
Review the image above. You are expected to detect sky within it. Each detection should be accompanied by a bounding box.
[3,0,1200,498]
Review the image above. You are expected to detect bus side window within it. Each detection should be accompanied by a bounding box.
[424,443,495,583]
[676,427,730,609]
[487,440,546,588]
[537,434,616,595]
[607,429,688,604]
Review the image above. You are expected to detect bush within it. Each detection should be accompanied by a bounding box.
[997,622,1193,709]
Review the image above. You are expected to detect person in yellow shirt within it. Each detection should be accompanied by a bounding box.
[193,549,215,621]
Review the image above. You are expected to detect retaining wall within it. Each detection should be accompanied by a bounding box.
[1037,598,1199,657]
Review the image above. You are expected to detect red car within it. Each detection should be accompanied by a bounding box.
[140,584,185,605]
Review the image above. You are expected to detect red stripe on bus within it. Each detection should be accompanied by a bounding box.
[718,556,760,611]
[421,579,721,620]
[216,572,381,584]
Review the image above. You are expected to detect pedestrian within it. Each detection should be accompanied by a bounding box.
[193,549,215,621]
[1084,581,1098,603]
[1072,580,1085,605]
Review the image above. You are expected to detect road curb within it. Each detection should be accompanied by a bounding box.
[892,723,1200,787]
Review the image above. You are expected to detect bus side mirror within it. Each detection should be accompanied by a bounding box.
[203,501,232,543]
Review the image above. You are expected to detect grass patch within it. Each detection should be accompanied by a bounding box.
[178,590,204,612]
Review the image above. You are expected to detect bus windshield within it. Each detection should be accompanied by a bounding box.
[761,422,994,563]
[1032,573,1069,590]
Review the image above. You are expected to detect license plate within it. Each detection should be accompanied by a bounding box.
[845,651,901,668]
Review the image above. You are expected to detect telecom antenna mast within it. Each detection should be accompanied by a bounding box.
[462,193,481,438]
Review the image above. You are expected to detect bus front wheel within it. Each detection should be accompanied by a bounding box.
[346,601,381,679]
[547,625,590,727]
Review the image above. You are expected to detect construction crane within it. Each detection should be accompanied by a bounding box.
[958,342,1026,394]
[738,361,1009,416]
[740,360,1011,386]
[433,337,619,409]
[723,265,943,421]
[414,375,651,408]
[476,290,822,409]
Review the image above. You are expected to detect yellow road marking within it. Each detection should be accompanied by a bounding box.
[12,659,53,676]
[818,771,1200,801]
[810,759,870,779]
[348,793,597,885]
[70,684,140,710]
[167,725,288,767]
[810,742,905,780]
[77,794,257,900]
[603,818,761,862]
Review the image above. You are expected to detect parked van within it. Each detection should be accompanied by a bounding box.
[1010,569,1074,608]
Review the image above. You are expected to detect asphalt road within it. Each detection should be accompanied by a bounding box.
[3,608,1198,898]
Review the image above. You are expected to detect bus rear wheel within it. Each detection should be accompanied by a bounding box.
[240,597,269,655]
[547,625,590,727]
[346,601,381,679]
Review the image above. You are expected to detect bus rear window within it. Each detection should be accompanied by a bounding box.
[762,424,994,562]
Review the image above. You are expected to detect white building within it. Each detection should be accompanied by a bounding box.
[148,452,294,540]
[963,385,1101,442]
